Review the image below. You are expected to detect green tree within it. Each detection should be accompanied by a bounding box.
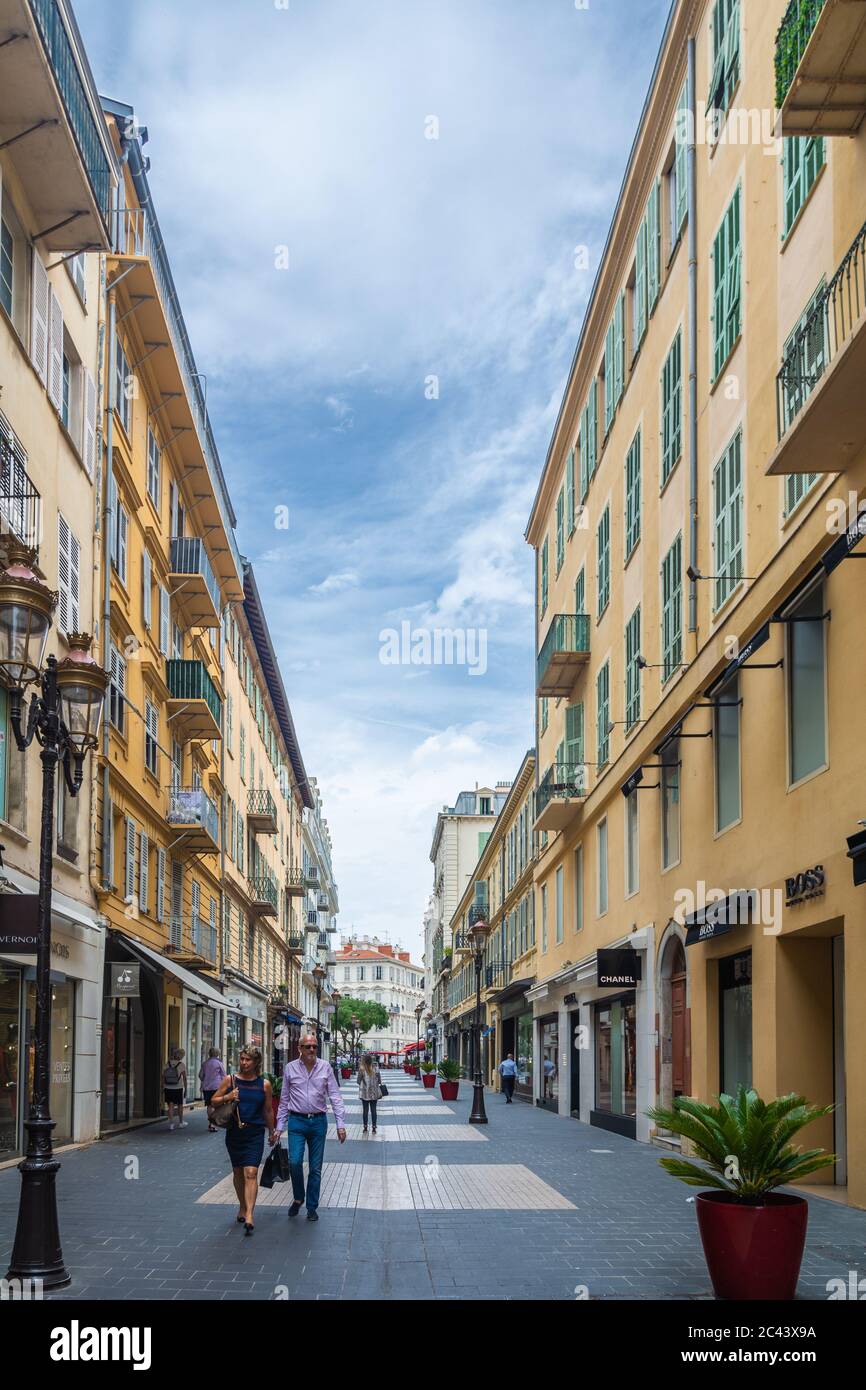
[335,996,389,1056]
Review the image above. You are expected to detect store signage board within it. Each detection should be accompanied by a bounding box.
[596,948,642,988]
[822,511,866,576]
[683,889,758,946]
[0,893,40,952]
[108,963,140,997]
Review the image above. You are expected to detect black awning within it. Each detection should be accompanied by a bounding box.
[683,890,759,947]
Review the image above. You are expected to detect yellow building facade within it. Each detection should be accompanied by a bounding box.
[446,754,537,1101]
[526,0,866,1202]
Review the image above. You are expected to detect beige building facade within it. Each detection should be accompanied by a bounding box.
[526,0,866,1202]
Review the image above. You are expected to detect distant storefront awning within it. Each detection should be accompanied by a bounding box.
[683,890,759,947]
[112,931,235,1011]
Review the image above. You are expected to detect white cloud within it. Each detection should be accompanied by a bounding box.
[307,571,360,596]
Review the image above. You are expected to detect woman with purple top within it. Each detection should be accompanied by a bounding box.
[200,1047,226,1132]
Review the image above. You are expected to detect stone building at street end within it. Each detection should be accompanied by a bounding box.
[525,0,866,1204]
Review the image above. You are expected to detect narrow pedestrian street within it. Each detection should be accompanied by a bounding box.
[2,1072,863,1302]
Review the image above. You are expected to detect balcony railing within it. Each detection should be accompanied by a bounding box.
[29,0,112,227]
[248,872,279,912]
[166,659,222,726]
[190,918,217,964]
[167,785,219,845]
[536,614,591,697]
[485,961,512,991]
[306,908,318,928]
[287,933,304,951]
[169,536,221,613]
[0,435,42,555]
[777,217,866,439]
[775,0,827,107]
[536,762,588,824]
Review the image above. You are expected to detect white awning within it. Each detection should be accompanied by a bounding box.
[113,931,236,1012]
[0,866,102,932]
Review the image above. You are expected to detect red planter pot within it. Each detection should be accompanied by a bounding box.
[341,1068,352,1079]
[439,1081,459,1101]
[695,1192,808,1301]
[421,1074,436,1088]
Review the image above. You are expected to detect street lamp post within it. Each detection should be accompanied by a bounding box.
[330,988,341,1082]
[414,1000,424,1083]
[468,918,489,1125]
[0,546,108,1289]
[312,963,326,1052]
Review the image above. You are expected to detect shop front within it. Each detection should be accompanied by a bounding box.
[538,1013,559,1111]
[221,972,268,1064]
[491,980,534,1102]
[0,876,105,1158]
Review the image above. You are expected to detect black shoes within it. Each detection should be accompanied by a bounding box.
[307,1210,319,1222]
[244,1223,254,1236]
[289,1201,302,1218]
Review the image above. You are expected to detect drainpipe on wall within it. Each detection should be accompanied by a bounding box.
[687,34,699,636]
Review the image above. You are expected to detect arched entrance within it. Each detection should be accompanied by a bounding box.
[658,928,689,1113]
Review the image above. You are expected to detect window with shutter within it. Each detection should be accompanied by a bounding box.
[661,535,683,682]
[30,249,49,385]
[674,81,689,238]
[712,186,741,382]
[596,662,610,769]
[109,643,126,734]
[156,847,166,922]
[634,218,647,355]
[57,515,80,635]
[540,697,548,734]
[116,504,128,586]
[564,702,584,784]
[575,567,585,618]
[625,606,641,730]
[625,431,641,558]
[661,330,682,484]
[596,506,610,617]
[145,700,158,776]
[604,316,617,433]
[82,370,96,476]
[142,549,152,629]
[170,860,183,946]
[124,817,136,901]
[555,487,565,573]
[139,831,149,914]
[48,288,64,412]
[647,179,661,312]
[191,880,200,950]
[783,137,824,239]
[566,448,575,536]
[540,538,549,616]
[159,585,170,655]
[713,431,743,610]
[146,429,161,510]
[708,0,740,118]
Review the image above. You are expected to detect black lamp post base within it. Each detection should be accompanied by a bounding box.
[468,1079,488,1124]
[6,1155,70,1290]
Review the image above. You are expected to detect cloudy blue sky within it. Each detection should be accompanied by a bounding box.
[77,0,670,960]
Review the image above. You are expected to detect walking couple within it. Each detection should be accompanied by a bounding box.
[209,1034,347,1234]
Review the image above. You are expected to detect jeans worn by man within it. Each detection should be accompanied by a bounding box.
[272,1036,347,1221]
[498,1055,518,1104]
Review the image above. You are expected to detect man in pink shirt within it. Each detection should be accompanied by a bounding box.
[272,1034,347,1221]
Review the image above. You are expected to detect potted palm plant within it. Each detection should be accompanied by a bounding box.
[420,1060,437,1089]
[436,1058,462,1101]
[648,1087,834,1300]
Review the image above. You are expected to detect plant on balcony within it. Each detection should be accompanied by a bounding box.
[647,1086,834,1300]
[774,0,826,108]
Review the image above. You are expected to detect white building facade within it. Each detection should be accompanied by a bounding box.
[336,937,425,1057]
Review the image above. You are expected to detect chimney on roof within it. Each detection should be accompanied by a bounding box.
[398,952,410,962]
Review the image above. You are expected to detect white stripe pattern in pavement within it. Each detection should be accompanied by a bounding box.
[341,1106,455,1116]
[327,1124,485,1142]
[197,1163,574,1211]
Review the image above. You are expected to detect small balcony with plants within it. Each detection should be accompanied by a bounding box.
[536,614,590,698]
[166,785,220,854]
[775,1,866,137]
[534,761,587,834]
[768,216,866,479]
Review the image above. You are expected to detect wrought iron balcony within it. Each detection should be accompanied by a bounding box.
[287,933,304,952]
[770,216,866,476]
[468,903,488,927]
[485,961,512,991]
[305,908,318,929]
[167,915,216,966]
[168,537,221,628]
[0,435,41,556]
[247,872,278,917]
[166,785,219,853]
[775,0,866,136]
[166,659,222,740]
[534,761,587,833]
[536,614,591,698]
[286,866,306,897]
[247,787,278,835]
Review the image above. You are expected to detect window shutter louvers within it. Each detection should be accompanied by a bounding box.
[83,370,96,477]
[124,817,136,901]
[48,288,64,412]
[139,831,149,914]
[30,250,49,385]
[142,549,152,629]
[566,449,575,535]
[156,847,166,922]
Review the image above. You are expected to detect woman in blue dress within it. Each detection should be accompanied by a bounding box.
[211,1046,274,1234]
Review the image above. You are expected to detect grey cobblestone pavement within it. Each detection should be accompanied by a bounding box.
[2,1074,864,1302]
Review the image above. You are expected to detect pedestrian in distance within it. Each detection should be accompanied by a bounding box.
[498,1051,518,1103]
[271,1033,347,1222]
[357,1051,383,1134]
[210,1046,274,1235]
[199,1046,226,1132]
[164,1047,188,1130]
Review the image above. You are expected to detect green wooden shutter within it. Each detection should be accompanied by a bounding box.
[565,702,584,767]
[556,488,565,573]
[647,179,661,311]
[625,607,641,729]
[604,317,616,433]
[675,82,689,234]
[614,291,625,406]
[540,538,549,615]
[566,448,575,535]
[575,568,585,617]
[625,431,641,557]
[588,380,597,475]
[579,406,590,503]
[635,218,647,352]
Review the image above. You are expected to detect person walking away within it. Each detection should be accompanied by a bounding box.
[498,1052,517,1103]
[200,1047,226,1132]
[210,1046,274,1235]
[357,1052,383,1133]
[272,1034,347,1222]
[164,1048,188,1130]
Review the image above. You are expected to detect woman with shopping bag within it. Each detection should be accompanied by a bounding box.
[209,1046,274,1235]
[357,1051,383,1134]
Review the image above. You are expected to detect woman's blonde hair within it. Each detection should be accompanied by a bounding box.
[239,1046,262,1074]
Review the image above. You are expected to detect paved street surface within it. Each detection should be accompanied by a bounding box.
[2,1072,864,1301]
